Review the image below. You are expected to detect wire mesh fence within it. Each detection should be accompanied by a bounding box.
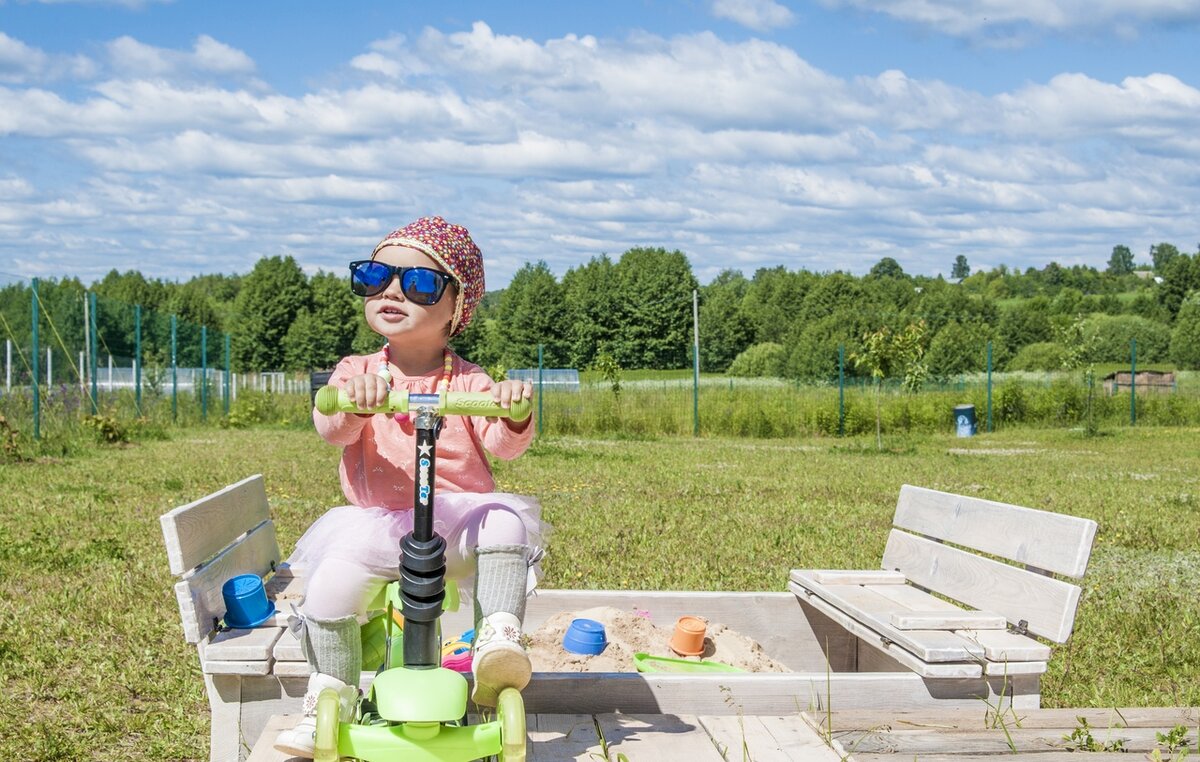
[2,271,1198,448]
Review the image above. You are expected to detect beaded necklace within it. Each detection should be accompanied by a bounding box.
[377,344,453,423]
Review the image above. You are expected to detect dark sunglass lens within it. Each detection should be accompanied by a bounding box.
[351,262,392,295]
[402,268,445,304]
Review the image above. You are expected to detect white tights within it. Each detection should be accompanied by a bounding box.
[301,505,528,620]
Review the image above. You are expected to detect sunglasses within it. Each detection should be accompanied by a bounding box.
[349,260,453,304]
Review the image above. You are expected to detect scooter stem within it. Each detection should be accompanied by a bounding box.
[398,396,446,669]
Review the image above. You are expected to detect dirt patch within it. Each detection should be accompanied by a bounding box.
[947,447,1045,456]
[527,606,791,673]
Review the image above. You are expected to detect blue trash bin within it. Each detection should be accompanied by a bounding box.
[954,404,976,437]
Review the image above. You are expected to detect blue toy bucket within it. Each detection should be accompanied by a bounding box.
[562,618,608,655]
[222,574,275,628]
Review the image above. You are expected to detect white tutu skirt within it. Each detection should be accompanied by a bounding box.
[286,492,548,596]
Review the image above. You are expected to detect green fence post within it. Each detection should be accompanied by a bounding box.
[89,291,98,415]
[986,340,993,433]
[1130,338,1137,426]
[536,343,543,437]
[692,288,700,437]
[171,315,177,422]
[224,333,231,416]
[201,325,208,422]
[31,278,40,440]
[839,346,849,431]
[134,305,142,415]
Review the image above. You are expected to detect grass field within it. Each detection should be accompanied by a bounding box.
[1,425,1198,760]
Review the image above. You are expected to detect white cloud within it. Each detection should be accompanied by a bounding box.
[192,35,256,75]
[1,25,1200,284]
[819,0,1200,40]
[107,34,255,77]
[711,0,796,31]
[0,32,95,83]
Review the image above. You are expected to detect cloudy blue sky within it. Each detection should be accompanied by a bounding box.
[1,0,1198,288]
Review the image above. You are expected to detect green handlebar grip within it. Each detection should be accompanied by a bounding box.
[314,386,532,422]
[314,386,408,415]
[441,392,532,422]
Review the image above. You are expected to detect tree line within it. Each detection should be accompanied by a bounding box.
[2,242,1199,381]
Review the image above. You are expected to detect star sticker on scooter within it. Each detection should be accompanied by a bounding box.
[418,443,432,456]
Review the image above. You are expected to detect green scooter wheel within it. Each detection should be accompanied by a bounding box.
[313,688,341,762]
[497,687,527,762]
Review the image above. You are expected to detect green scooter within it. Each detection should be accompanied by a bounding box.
[312,386,531,762]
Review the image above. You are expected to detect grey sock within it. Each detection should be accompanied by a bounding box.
[298,614,361,687]
[474,544,530,624]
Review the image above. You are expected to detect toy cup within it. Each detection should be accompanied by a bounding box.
[562,618,608,655]
[669,616,706,656]
[222,573,276,628]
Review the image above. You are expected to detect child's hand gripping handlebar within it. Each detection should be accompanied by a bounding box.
[313,385,533,422]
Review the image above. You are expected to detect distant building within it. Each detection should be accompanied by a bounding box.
[1103,369,1176,395]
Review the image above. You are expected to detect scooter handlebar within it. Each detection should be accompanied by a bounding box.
[314,385,532,422]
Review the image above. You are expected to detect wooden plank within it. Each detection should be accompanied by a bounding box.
[833,726,1166,755]
[173,522,281,643]
[203,658,273,676]
[890,610,1007,630]
[272,628,305,663]
[822,706,1200,731]
[597,713,724,760]
[790,583,982,678]
[264,565,305,606]
[881,529,1083,643]
[273,661,311,677]
[528,714,604,762]
[964,629,1050,662]
[205,673,243,762]
[699,715,843,761]
[521,670,1042,714]
[246,715,306,762]
[811,570,906,585]
[894,485,1097,578]
[206,626,283,662]
[983,659,1046,676]
[790,572,985,662]
[869,584,1052,661]
[160,474,271,576]
[852,754,1142,761]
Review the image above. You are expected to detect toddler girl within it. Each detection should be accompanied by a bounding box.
[275,216,545,758]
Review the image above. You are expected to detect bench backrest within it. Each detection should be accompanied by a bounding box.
[160,474,281,643]
[882,485,1097,643]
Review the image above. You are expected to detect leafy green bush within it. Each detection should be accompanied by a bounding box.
[726,342,786,377]
[1084,314,1172,363]
[995,383,1028,424]
[82,414,129,444]
[1169,294,1200,369]
[925,321,992,380]
[1008,341,1067,371]
[0,414,25,463]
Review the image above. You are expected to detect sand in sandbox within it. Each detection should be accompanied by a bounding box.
[527,606,791,673]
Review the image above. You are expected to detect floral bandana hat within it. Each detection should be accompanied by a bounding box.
[372,216,485,337]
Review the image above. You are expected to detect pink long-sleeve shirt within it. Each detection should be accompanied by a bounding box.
[315,350,533,510]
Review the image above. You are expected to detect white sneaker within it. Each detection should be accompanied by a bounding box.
[273,673,357,759]
[471,612,531,708]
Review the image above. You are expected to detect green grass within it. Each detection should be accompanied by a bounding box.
[0,425,1197,760]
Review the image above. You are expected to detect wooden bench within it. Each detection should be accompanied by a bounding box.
[789,484,1097,683]
[161,474,317,762]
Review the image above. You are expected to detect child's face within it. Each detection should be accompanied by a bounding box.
[364,246,458,346]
